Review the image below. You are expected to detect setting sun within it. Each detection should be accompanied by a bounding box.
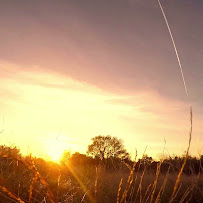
[44,135,68,163]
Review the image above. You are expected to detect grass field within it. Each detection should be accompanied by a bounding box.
[0,145,202,203]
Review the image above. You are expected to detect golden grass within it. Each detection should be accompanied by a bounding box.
[28,172,38,203]
[0,152,55,203]
[115,105,195,203]
[0,149,202,203]
[117,178,123,203]
[154,166,170,203]
[0,185,25,203]
[169,107,193,202]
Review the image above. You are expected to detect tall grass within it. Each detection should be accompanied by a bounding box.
[0,146,202,202]
[116,106,196,203]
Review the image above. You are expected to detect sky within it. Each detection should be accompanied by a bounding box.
[0,0,203,161]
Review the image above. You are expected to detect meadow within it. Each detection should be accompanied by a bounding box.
[0,144,202,203]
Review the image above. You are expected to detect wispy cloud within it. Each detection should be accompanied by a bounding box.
[1,61,202,157]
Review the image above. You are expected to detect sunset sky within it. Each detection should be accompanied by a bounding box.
[0,0,202,161]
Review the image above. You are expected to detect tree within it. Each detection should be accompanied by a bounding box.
[60,150,71,165]
[140,154,153,165]
[87,135,130,160]
[0,145,21,158]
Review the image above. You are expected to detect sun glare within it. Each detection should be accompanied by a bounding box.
[45,138,67,163]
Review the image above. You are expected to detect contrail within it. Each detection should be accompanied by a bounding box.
[158,0,188,96]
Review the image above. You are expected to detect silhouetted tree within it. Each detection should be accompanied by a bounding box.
[0,145,21,158]
[141,154,153,165]
[69,152,98,166]
[87,135,130,160]
[60,150,71,165]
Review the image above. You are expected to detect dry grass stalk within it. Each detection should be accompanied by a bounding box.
[179,173,200,203]
[57,174,61,187]
[143,184,152,203]
[28,172,38,203]
[129,150,145,202]
[64,162,95,203]
[185,195,192,203]
[120,161,136,203]
[94,166,98,198]
[150,162,162,203]
[172,183,182,202]
[179,185,194,203]
[27,159,56,203]
[0,153,56,203]
[154,166,171,203]
[81,191,88,202]
[169,107,192,202]
[0,185,25,203]
[139,169,146,203]
[134,167,146,202]
[117,178,123,203]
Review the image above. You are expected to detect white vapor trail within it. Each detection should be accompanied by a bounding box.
[158,0,188,96]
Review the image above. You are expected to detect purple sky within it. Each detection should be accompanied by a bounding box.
[0,0,202,159]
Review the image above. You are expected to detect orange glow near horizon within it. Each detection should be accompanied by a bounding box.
[44,137,67,163]
[0,61,202,159]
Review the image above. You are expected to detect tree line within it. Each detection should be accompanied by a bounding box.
[0,135,202,174]
[0,135,202,202]
[60,135,203,175]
